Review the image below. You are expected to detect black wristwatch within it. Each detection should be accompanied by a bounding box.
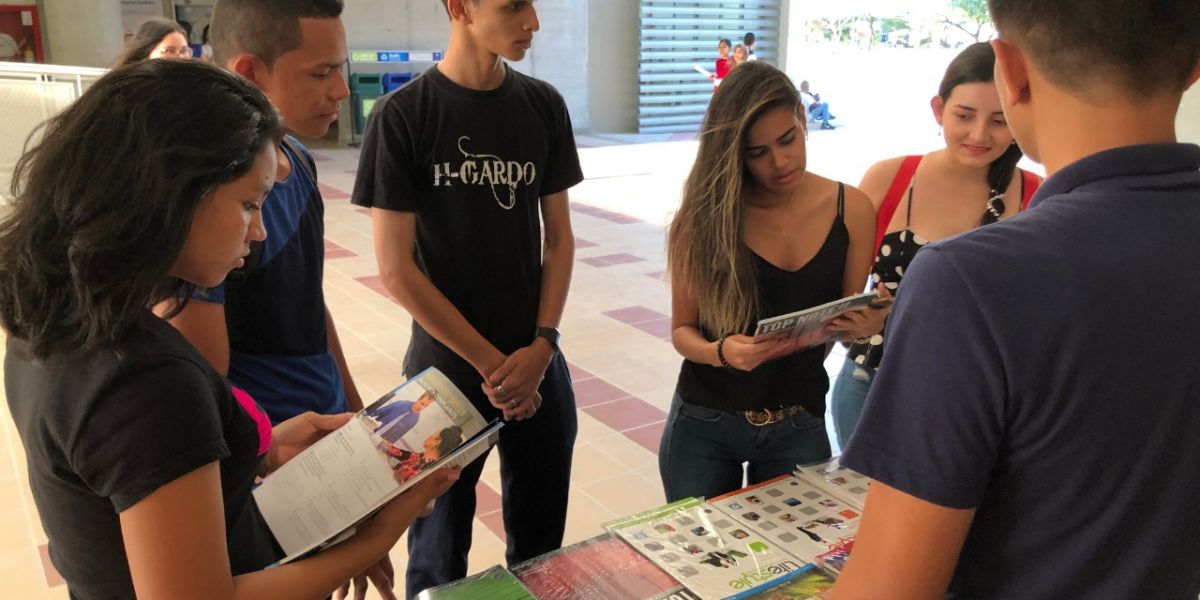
[534,326,561,353]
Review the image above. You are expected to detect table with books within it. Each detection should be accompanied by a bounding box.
[416,458,870,600]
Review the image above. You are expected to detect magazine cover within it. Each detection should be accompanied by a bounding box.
[752,292,881,354]
[792,458,870,510]
[814,538,854,575]
[414,565,536,600]
[512,533,698,600]
[735,563,837,599]
[709,476,861,564]
[605,498,808,600]
[253,367,497,562]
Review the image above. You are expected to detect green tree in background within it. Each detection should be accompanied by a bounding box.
[944,0,990,42]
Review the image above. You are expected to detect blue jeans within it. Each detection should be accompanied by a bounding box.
[809,102,832,125]
[830,357,875,450]
[404,353,577,598]
[658,394,832,502]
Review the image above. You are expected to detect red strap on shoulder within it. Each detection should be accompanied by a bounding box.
[874,155,922,254]
[1019,169,1040,211]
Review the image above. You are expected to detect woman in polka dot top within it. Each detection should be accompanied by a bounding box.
[828,43,1041,449]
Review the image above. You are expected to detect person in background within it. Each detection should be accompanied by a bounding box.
[743,32,758,61]
[800,80,835,129]
[114,17,192,66]
[732,44,749,69]
[710,38,732,90]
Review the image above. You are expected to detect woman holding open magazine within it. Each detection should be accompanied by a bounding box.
[0,60,456,600]
[827,42,1042,449]
[660,61,876,502]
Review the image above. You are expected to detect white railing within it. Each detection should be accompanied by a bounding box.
[1,62,108,204]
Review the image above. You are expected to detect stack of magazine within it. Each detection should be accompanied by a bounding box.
[446,461,870,600]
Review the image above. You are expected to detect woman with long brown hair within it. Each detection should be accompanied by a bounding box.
[659,61,877,501]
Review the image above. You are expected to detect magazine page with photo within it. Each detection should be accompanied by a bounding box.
[253,367,500,563]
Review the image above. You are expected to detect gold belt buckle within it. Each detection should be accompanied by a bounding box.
[744,408,778,427]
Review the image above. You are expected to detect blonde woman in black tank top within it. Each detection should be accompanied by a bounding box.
[661,62,876,502]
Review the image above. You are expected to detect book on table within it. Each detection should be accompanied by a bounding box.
[604,497,810,600]
[792,457,871,510]
[252,367,501,564]
[414,564,535,600]
[511,532,699,600]
[708,475,861,565]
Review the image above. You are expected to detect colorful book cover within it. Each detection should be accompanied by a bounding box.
[414,564,536,599]
[792,457,870,509]
[709,476,860,563]
[511,533,698,600]
[604,497,809,600]
[814,538,854,575]
[733,563,837,599]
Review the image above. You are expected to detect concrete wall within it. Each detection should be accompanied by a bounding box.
[2,0,124,67]
[587,0,637,133]
[342,0,591,131]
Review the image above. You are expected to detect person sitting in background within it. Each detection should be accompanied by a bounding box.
[800,80,835,130]
[114,17,192,66]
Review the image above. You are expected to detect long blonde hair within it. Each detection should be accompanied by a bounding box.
[667,62,805,337]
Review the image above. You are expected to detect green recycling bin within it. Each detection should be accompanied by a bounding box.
[350,73,384,136]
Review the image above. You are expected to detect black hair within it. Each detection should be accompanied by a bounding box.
[435,426,464,457]
[210,0,343,67]
[939,42,1024,225]
[114,17,186,67]
[0,60,285,359]
[719,38,732,50]
[988,0,1200,99]
[743,32,756,47]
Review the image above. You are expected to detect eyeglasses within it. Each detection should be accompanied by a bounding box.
[157,45,193,58]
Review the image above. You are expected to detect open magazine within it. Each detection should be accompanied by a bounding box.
[752,292,884,355]
[253,367,501,563]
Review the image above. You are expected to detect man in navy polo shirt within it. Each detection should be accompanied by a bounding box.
[831,1,1200,599]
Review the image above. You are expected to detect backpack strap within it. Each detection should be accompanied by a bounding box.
[281,135,318,185]
[874,155,922,255]
[1019,169,1040,211]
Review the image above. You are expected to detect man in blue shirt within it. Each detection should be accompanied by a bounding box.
[832,1,1200,598]
[369,391,436,443]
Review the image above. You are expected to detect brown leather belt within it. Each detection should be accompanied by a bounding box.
[742,404,807,427]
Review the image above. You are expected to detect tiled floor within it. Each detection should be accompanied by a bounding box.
[0,134,857,599]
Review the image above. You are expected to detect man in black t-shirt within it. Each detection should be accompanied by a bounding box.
[350,0,583,595]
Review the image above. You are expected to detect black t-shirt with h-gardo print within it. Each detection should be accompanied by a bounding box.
[351,65,583,385]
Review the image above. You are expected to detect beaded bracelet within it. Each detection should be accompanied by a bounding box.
[716,335,732,369]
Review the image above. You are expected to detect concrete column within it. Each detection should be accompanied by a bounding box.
[41,0,123,67]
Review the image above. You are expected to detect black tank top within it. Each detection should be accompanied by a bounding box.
[676,184,848,414]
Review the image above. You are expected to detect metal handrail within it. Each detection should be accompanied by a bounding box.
[0,62,108,96]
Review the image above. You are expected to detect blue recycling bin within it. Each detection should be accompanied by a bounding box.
[382,72,414,93]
